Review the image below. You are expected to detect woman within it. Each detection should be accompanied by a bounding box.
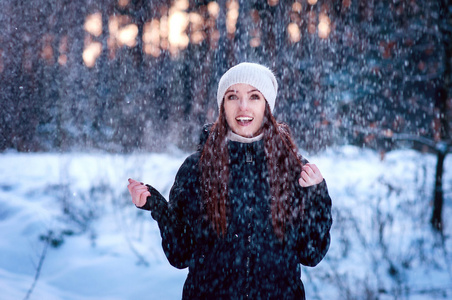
[128,62,332,299]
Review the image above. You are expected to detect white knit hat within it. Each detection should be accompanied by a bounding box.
[217,62,278,112]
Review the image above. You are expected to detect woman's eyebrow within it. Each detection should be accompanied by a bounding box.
[225,89,259,94]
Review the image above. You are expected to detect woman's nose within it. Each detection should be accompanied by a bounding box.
[239,99,248,110]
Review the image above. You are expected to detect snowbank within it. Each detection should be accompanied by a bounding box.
[0,146,450,299]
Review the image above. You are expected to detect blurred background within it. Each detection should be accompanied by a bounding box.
[1,1,452,299]
[1,0,451,154]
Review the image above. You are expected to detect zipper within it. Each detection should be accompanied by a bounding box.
[245,206,252,298]
[244,143,256,297]
[246,145,253,163]
[245,142,258,164]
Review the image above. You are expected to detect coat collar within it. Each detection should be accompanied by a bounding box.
[227,130,263,143]
[197,123,264,151]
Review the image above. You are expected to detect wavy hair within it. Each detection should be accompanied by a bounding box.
[200,102,304,240]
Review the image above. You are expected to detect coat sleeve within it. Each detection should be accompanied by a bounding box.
[295,179,332,267]
[138,155,199,269]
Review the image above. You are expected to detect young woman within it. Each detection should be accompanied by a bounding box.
[128,62,332,299]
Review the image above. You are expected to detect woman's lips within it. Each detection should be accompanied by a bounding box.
[236,116,253,126]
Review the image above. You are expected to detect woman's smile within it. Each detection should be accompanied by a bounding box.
[235,115,254,126]
[223,83,266,138]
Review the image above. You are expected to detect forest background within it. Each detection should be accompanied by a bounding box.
[2,0,451,155]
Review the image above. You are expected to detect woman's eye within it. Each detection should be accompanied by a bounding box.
[227,94,238,100]
[250,94,261,100]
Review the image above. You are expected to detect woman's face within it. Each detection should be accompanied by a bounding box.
[223,83,266,138]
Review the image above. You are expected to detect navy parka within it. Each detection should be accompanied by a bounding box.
[141,126,332,299]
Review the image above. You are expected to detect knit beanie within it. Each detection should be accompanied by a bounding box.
[217,62,278,112]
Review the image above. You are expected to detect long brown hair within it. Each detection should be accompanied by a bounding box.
[200,102,304,239]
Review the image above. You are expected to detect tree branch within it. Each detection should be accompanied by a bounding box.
[23,238,50,300]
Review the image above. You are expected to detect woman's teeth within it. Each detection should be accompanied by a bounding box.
[236,117,253,122]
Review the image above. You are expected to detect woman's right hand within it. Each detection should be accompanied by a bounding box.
[127,178,151,208]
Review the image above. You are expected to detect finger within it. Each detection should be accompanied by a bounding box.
[131,185,149,197]
[298,177,309,187]
[128,179,145,190]
[128,185,148,205]
[302,165,315,177]
[128,178,141,185]
[127,179,139,189]
[307,163,321,175]
[301,171,311,182]
[128,180,144,191]
[132,195,138,206]
[127,183,135,196]
[127,182,142,196]
[307,164,324,183]
[139,190,151,207]
[134,189,150,207]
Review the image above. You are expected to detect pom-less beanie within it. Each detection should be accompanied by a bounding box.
[217,62,278,112]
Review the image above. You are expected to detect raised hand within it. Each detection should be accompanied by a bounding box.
[127,178,151,208]
[298,163,323,188]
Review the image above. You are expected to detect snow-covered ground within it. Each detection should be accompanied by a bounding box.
[0,146,451,300]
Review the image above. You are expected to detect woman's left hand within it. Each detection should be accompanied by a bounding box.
[298,163,324,187]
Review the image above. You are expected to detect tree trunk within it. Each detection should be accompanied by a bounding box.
[432,147,446,231]
[430,0,451,232]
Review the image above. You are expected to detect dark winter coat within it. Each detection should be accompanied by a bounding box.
[141,126,332,300]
